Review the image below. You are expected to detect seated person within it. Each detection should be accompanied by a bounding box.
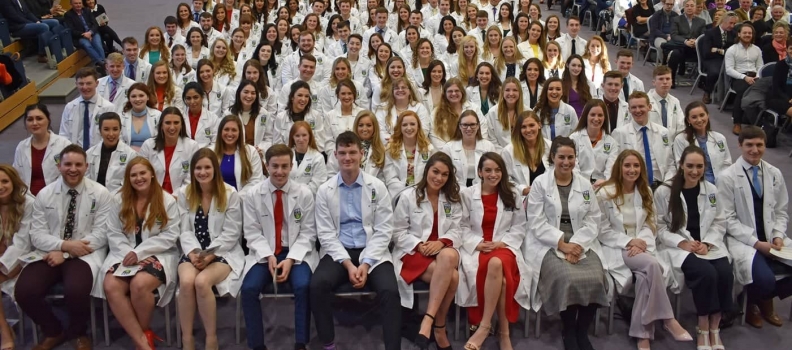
[0,0,62,63]
[664,0,706,88]
[63,0,105,66]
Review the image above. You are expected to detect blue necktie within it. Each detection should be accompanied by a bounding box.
[752,166,762,197]
[550,110,557,140]
[641,126,654,183]
[194,11,200,22]
[660,99,668,127]
[82,100,91,149]
[128,63,136,80]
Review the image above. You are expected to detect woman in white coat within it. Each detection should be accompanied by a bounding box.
[120,83,163,151]
[534,77,578,141]
[384,111,437,197]
[520,58,545,110]
[392,153,461,350]
[653,146,733,350]
[139,107,201,195]
[672,101,732,184]
[500,111,551,197]
[317,58,368,115]
[181,82,220,148]
[442,111,497,188]
[494,37,526,82]
[222,60,278,118]
[222,80,272,152]
[322,80,366,152]
[195,59,226,119]
[484,77,525,150]
[86,112,138,194]
[596,150,691,350]
[418,60,447,116]
[269,80,327,153]
[375,77,432,143]
[568,100,619,187]
[147,61,185,112]
[524,137,609,350]
[12,104,72,196]
[213,115,265,192]
[459,152,530,350]
[466,63,501,118]
[288,121,328,193]
[101,157,181,350]
[176,149,244,350]
[326,111,387,181]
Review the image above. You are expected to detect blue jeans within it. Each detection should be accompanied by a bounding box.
[78,33,105,64]
[241,250,312,349]
[12,19,61,55]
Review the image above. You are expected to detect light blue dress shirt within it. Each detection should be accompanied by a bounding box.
[337,173,377,266]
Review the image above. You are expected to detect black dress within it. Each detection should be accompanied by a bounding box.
[632,5,655,39]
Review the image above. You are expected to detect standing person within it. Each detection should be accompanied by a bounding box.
[458,152,530,350]
[672,101,732,184]
[654,146,733,350]
[139,107,201,195]
[524,137,609,350]
[384,111,437,197]
[500,111,551,197]
[725,22,763,135]
[59,68,116,150]
[441,111,497,188]
[392,152,461,350]
[99,157,180,350]
[13,104,72,196]
[14,145,113,350]
[719,126,792,329]
[176,149,244,350]
[85,112,138,193]
[310,131,401,350]
[596,150,692,350]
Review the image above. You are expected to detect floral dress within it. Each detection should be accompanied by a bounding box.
[109,217,167,284]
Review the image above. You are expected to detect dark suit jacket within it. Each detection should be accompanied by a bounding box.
[770,58,792,102]
[63,8,98,41]
[671,15,706,44]
[700,25,736,61]
[648,10,679,42]
[761,41,785,64]
[0,0,40,33]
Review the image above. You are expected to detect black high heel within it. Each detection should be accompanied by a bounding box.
[434,323,452,350]
[415,314,434,350]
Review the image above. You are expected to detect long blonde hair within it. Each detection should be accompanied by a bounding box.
[495,77,525,132]
[384,77,421,132]
[494,36,524,73]
[379,56,407,102]
[354,111,386,168]
[480,26,502,61]
[118,157,170,233]
[213,115,254,187]
[209,38,238,80]
[0,165,28,244]
[597,149,657,234]
[510,111,544,169]
[185,148,229,213]
[582,35,611,72]
[387,110,432,159]
[433,78,466,143]
[456,36,480,86]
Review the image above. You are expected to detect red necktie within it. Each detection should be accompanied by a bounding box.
[274,189,283,255]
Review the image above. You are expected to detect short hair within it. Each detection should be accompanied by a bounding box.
[628,91,651,105]
[337,20,350,30]
[122,36,138,47]
[348,33,363,43]
[336,131,362,150]
[98,112,122,129]
[603,70,623,82]
[476,10,488,18]
[566,15,580,25]
[106,52,124,64]
[616,49,633,59]
[738,125,767,144]
[75,67,99,81]
[376,6,388,15]
[164,16,178,25]
[299,54,317,65]
[200,11,212,20]
[653,65,672,77]
[59,144,87,162]
[265,144,294,163]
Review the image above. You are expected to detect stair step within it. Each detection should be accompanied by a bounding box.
[38,78,78,104]
[21,56,58,90]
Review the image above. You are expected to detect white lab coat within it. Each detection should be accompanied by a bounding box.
[177,184,245,296]
[241,179,319,277]
[213,144,265,193]
[223,108,271,152]
[521,83,544,110]
[315,172,393,271]
[290,148,328,193]
[568,130,618,181]
[349,56,373,86]
[428,101,488,150]
[466,86,497,118]
[0,195,35,297]
[374,102,432,143]
[203,81,226,118]
[596,184,658,293]
[85,141,138,194]
[269,108,327,153]
[361,26,400,57]
[186,46,211,71]
[277,78,322,110]
[500,139,552,196]
[322,105,365,152]
[59,95,117,149]
[280,49,331,86]
[718,158,791,286]
[316,80,369,115]
[483,104,514,151]
[495,59,527,82]
[127,59,152,83]
[392,187,462,307]
[325,145,385,182]
[653,181,730,293]
[13,132,72,190]
[584,60,606,88]
[180,107,219,148]
[595,95,632,129]
[647,89,684,137]
[417,88,442,118]
[171,68,196,90]
[524,171,606,310]
[119,108,162,147]
[612,121,676,183]
[96,76,135,108]
[384,144,438,197]
[31,178,112,295]
[139,137,200,192]
[457,185,531,309]
[536,102,578,140]
[555,33,587,62]
[620,73,646,103]
[672,132,732,183]
[441,139,497,187]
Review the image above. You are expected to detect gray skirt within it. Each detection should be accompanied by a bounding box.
[538,231,609,315]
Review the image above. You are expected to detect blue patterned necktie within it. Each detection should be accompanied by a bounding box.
[82,100,91,149]
[752,166,762,197]
[641,126,654,183]
[64,189,78,240]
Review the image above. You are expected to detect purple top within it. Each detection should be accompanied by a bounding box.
[568,88,583,117]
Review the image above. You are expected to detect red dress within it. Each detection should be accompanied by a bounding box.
[29,145,47,195]
[162,145,176,193]
[400,211,452,284]
[468,193,521,325]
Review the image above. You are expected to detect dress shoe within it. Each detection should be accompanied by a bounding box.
[758,299,783,327]
[72,336,92,350]
[745,304,764,328]
[702,92,711,104]
[31,333,65,350]
[732,124,742,135]
[37,55,48,63]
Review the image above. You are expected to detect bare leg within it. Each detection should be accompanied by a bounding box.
[697,315,710,348]
[0,294,14,349]
[104,273,149,350]
[194,263,231,350]
[465,257,504,348]
[418,249,459,348]
[129,273,162,331]
[496,277,513,350]
[177,263,199,347]
[433,269,458,348]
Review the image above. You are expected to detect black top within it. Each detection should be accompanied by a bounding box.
[96,143,117,187]
[604,97,620,133]
[295,151,305,166]
[682,185,701,241]
[632,5,654,37]
[529,162,545,186]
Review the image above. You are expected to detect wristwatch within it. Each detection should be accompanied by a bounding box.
[62,252,70,259]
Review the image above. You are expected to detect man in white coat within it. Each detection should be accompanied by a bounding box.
[555,16,587,60]
[278,55,322,108]
[97,53,135,108]
[361,7,400,57]
[60,67,116,150]
[598,71,631,132]
[612,91,675,189]
[280,31,330,86]
[615,50,645,102]
[240,144,317,350]
[163,16,186,49]
[121,37,151,83]
[14,145,112,350]
[718,126,792,328]
[646,65,685,137]
[310,131,401,350]
[198,12,223,47]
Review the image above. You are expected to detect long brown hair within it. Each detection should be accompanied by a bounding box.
[451,110,483,140]
[146,61,177,108]
[433,78,466,142]
[140,26,171,62]
[667,146,707,233]
[0,165,28,243]
[510,111,544,168]
[477,152,516,209]
[213,115,254,187]
[572,99,610,134]
[185,148,229,213]
[598,149,656,234]
[415,152,461,205]
[123,82,157,113]
[495,77,525,132]
[118,157,170,233]
[561,55,592,106]
[354,111,386,169]
[683,101,712,145]
[534,77,562,127]
[387,110,432,160]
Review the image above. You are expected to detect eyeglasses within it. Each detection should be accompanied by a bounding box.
[460,123,479,129]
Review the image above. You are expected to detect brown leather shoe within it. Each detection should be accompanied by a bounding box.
[37,54,48,63]
[702,92,711,104]
[72,336,92,350]
[746,304,764,328]
[758,299,784,327]
[732,124,742,135]
[31,333,65,350]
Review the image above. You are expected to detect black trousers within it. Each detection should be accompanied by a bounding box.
[680,255,734,316]
[309,251,401,350]
[703,58,723,93]
[667,46,697,79]
[730,79,752,125]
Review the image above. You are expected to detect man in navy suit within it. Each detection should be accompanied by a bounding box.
[699,11,737,103]
[0,0,62,62]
